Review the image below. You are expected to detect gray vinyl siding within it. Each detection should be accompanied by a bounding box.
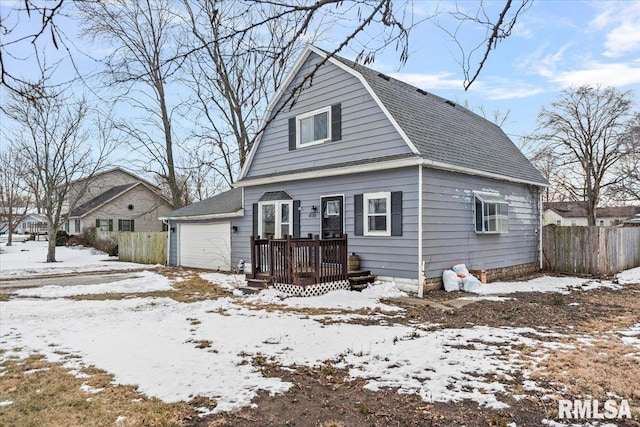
[245,52,413,178]
[422,168,541,279]
[232,167,420,279]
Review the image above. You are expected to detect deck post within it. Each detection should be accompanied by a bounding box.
[249,235,256,279]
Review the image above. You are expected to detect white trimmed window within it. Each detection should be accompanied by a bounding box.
[258,200,293,238]
[474,192,509,234]
[296,106,331,147]
[364,192,391,236]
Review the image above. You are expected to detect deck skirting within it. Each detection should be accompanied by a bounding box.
[273,280,350,297]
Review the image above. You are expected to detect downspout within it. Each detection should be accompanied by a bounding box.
[539,189,543,270]
[162,219,170,266]
[418,164,424,298]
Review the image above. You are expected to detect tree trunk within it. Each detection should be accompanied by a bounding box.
[46,224,57,262]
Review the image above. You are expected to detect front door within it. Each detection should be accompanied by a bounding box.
[321,196,344,239]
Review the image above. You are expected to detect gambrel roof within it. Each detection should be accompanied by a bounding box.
[239,45,547,187]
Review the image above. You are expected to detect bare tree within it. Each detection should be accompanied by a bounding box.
[179,0,315,185]
[608,113,640,203]
[77,0,186,208]
[4,82,115,262]
[532,86,634,225]
[0,147,31,246]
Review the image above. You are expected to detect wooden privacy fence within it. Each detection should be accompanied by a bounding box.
[543,225,640,276]
[117,231,167,265]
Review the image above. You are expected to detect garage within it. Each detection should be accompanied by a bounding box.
[178,222,231,271]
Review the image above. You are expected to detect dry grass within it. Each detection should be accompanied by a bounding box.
[526,335,640,401]
[0,354,195,427]
[70,272,234,303]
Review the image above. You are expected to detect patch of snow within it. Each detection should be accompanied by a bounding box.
[115,415,127,423]
[457,296,514,302]
[471,276,614,295]
[0,400,12,407]
[620,323,640,352]
[278,285,404,312]
[24,367,51,375]
[616,266,640,285]
[200,272,247,290]
[0,294,541,413]
[0,240,148,279]
[542,419,618,427]
[14,271,171,298]
[80,382,104,394]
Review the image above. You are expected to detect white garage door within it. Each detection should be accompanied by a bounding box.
[179,222,231,271]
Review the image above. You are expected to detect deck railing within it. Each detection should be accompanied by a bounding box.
[250,234,348,286]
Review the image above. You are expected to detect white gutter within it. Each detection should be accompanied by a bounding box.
[421,159,549,188]
[417,164,424,298]
[159,210,244,221]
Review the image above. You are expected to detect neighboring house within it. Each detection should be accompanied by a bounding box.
[15,213,48,234]
[65,167,174,235]
[543,202,640,227]
[161,45,548,288]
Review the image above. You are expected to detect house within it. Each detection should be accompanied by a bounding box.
[161,45,548,291]
[543,201,640,227]
[64,167,174,235]
[14,213,48,235]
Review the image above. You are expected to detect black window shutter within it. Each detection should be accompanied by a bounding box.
[118,219,123,231]
[391,191,403,236]
[288,117,297,151]
[95,219,100,228]
[131,220,135,232]
[354,194,363,236]
[108,219,113,232]
[331,103,341,141]
[252,203,259,237]
[293,200,301,238]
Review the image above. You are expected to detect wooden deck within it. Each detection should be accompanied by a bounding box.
[249,234,348,287]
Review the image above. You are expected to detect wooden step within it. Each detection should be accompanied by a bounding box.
[348,270,372,278]
[247,278,272,289]
[236,286,262,295]
[349,274,377,291]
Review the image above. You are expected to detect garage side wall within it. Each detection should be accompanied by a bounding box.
[422,167,541,279]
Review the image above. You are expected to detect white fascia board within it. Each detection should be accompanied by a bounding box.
[239,45,316,180]
[239,44,421,181]
[234,157,422,188]
[159,210,244,222]
[314,46,421,157]
[421,159,549,188]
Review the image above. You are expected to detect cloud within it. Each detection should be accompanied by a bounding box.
[591,2,640,58]
[550,61,640,88]
[390,72,465,90]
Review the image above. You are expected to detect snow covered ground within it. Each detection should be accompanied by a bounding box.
[1,242,639,423]
[0,240,151,278]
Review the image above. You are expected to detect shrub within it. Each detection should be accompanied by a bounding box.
[55,230,69,246]
[79,227,98,247]
[93,237,118,257]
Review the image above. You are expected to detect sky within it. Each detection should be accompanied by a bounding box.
[1,0,639,161]
[335,0,640,149]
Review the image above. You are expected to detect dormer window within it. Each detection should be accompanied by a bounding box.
[297,106,331,147]
[288,103,342,150]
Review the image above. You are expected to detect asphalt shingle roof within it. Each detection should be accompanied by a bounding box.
[161,188,243,219]
[332,55,548,186]
[544,201,640,219]
[70,183,137,217]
